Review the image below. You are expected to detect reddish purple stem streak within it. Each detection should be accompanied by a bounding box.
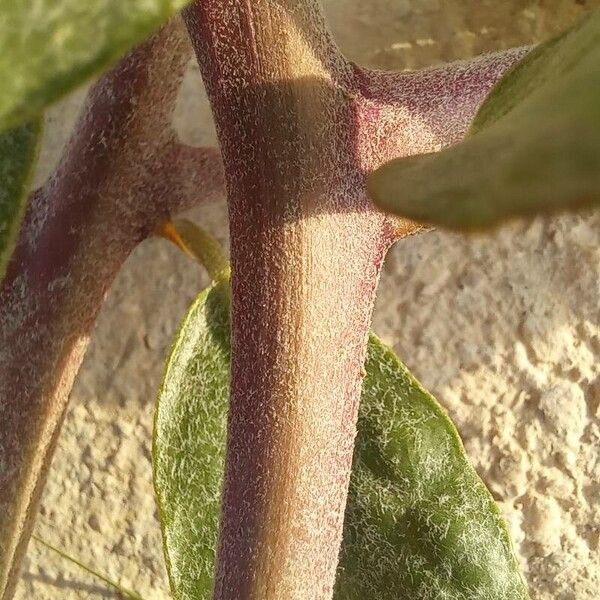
[0,19,223,599]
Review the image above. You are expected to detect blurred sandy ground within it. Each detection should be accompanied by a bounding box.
[17,1,600,598]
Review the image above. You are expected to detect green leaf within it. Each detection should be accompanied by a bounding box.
[153,282,231,600]
[154,282,528,600]
[336,334,528,599]
[368,10,600,230]
[0,121,41,283]
[0,0,192,130]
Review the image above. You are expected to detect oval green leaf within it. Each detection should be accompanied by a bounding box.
[0,0,192,130]
[154,283,528,599]
[0,121,41,282]
[336,334,528,599]
[368,10,600,230]
[153,282,231,600]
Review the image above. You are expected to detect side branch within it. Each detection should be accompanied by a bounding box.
[355,46,531,160]
[151,142,225,216]
[352,47,530,240]
[0,18,223,600]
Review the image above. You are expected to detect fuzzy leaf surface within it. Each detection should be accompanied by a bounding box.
[153,283,230,600]
[336,334,529,599]
[0,0,191,130]
[369,10,600,230]
[0,121,41,282]
[154,284,528,599]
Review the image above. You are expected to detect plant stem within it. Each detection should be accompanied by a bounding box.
[0,1,528,597]
[184,2,393,598]
[159,220,230,285]
[0,20,223,599]
[184,1,528,599]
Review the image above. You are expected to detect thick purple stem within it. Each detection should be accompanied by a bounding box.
[0,19,223,599]
[184,1,528,599]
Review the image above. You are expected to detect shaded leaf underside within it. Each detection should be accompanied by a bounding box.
[0,0,191,131]
[369,10,600,230]
[0,121,41,282]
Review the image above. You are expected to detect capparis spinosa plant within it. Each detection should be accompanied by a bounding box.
[0,2,599,600]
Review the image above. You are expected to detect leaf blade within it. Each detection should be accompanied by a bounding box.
[0,121,41,283]
[368,10,600,230]
[0,0,192,130]
[153,283,230,600]
[336,333,529,599]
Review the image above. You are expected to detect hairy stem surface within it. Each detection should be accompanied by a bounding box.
[0,20,223,599]
[184,1,527,599]
[0,1,527,597]
[185,3,391,597]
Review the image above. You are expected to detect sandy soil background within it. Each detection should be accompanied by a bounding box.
[16,0,600,598]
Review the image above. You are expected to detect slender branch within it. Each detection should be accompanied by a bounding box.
[0,18,223,599]
[184,1,530,599]
[355,46,530,153]
[32,536,144,600]
[151,141,225,215]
